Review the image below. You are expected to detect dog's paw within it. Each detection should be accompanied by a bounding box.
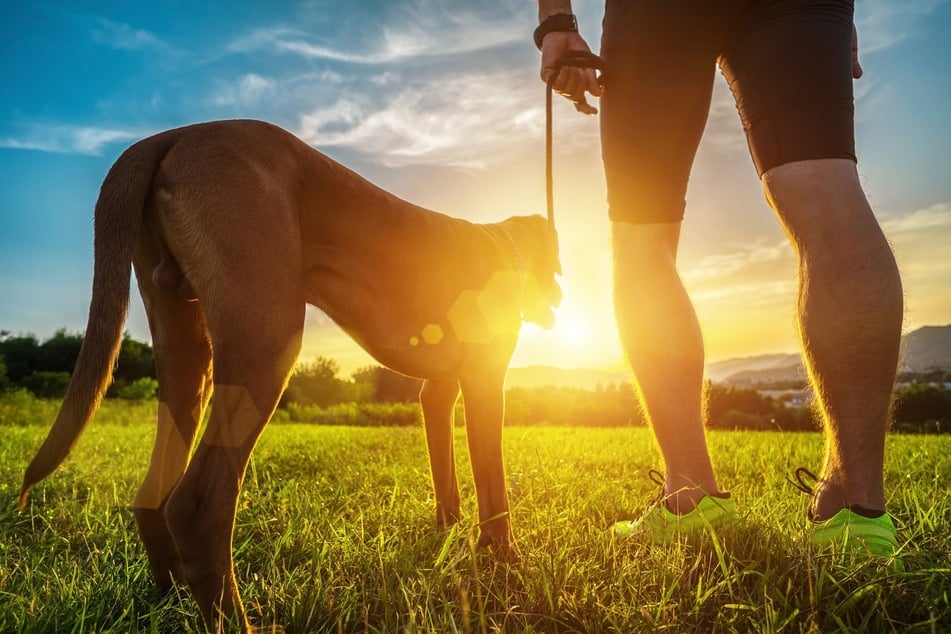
[435,507,461,528]
[477,531,521,561]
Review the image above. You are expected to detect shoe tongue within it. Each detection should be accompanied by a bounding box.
[849,505,886,519]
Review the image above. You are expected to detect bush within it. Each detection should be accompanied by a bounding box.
[0,389,59,426]
[285,402,421,427]
[21,371,71,399]
[116,377,158,401]
[712,409,775,431]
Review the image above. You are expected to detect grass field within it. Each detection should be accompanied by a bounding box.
[1,399,949,633]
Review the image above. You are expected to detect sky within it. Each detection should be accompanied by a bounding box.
[1,0,950,375]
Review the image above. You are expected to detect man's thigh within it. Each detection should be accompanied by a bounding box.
[720,0,857,176]
[600,1,735,224]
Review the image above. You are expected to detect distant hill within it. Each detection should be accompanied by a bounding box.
[705,353,803,384]
[508,325,951,390]
[707,324,951,385]
[901,324,951,370]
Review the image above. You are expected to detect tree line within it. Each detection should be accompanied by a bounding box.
[1,330,948,433]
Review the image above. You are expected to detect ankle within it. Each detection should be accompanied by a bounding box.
[663,480,722,515]
[811,480,885,522]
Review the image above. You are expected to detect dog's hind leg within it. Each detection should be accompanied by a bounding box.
[420,379,462,526]
[163,285,304,631]
[132,264,213,590]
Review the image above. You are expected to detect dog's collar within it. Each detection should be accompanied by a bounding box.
[499,226,525,274]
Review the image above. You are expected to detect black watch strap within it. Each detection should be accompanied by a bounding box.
[534,13,578,50]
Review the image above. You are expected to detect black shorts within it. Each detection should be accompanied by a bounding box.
[600,0,857,223]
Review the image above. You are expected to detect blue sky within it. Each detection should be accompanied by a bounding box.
[1,0,950,372]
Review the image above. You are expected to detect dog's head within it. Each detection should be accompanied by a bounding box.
[501,215,562,329]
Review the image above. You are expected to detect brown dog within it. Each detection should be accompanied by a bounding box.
[18,119,561,631]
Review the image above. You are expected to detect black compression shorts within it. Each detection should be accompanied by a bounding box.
[599,0,857,223]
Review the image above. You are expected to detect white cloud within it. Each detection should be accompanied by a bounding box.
[882,202,951,233]
[692,280,797,309]
[213,73,278,107]
[856,0,951,53]
[700,78,751,154]
[91,18,166,51]
[295,70,559,169]
[0,124,142,155]
[226,2,528,65]
[684,239,789,284]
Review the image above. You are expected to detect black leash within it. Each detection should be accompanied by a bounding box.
[545,51,606,231]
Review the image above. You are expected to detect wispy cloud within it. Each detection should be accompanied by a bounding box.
[91,18,167,52]
[857,0,950,53]
[209,2,548,169]
[882,201,951,325]
[227,3,527,65]
[684,239,790,283]
[683,238,796,310]
[883,202,951,280]
[295,68,554,169]
[0,124,142,155]
[882,202,951,233]
[212,73,279,108]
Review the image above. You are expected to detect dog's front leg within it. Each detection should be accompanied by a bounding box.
[420,379,462,526]
[460,370,515,552]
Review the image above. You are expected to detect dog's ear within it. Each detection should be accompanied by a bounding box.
[519,216,562,329]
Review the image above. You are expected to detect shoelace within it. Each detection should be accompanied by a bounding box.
[647,468,731,512]
[787,466,889,522]
[645,468,667,508]
[788,466,821,520]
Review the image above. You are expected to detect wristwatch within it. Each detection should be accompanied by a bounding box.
[534,13,578,50]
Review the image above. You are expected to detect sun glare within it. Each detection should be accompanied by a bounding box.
[553,313,591,347]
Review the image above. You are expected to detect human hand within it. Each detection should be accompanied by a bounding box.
[851,24,863,79]
[539,31,602,115]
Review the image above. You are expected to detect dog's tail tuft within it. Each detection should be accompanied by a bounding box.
[18,134,175,511]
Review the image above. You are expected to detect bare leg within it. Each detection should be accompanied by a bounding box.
[612,222,720,512]
[420,378,462,526]
[764,158,903,520]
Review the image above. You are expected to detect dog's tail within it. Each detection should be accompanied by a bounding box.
[18,132,176,510]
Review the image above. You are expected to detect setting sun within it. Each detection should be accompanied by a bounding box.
[550,311,592,347]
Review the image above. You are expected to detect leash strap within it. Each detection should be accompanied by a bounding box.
[545,51,606,230]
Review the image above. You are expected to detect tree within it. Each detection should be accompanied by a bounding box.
[352,365,421,403]
[0,354,9,392]
[21,371,71,399]
[281,358,369,407]
[705,382,779,430]
[0,334,40,383]
[893,384,950,432]
[108,334,156,397]
[115,334,156,383]
[37,329,84,374]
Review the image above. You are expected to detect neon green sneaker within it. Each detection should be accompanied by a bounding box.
[811,507,901,557]
[613,471,740,541]
[790,467,904,570]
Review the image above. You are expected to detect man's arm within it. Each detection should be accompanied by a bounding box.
[537,1,602,115]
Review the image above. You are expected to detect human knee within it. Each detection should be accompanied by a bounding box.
[612,221,681,272]
[763,158,864,209]
[763,159,891,253]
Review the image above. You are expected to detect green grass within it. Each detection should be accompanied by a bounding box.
[1,402,949,633]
